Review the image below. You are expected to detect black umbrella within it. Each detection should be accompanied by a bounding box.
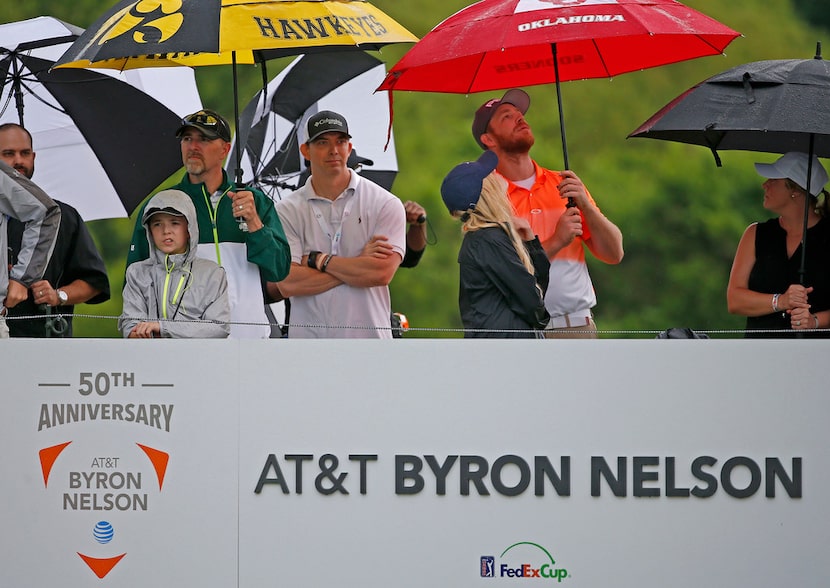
[630,44,830,163]
[231,51,399,199]
[629,43,830,281]
[0,17,202,220]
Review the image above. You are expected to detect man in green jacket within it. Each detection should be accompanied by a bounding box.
[127,109,290,338]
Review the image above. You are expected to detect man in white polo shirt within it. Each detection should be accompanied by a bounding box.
[269,111,406,338]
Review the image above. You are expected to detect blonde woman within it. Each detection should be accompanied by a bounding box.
[441,150,550,338]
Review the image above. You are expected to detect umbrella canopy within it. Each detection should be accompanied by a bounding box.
[53,0,418,69]
[1,17,202,220]
[629,44,830,283]
[230,51,398,199]
[54,0,418,187]
[378,0,740,168]
[629,46,830,163]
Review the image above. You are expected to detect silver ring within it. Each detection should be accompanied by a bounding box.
[39,291,43,296]
[796,321,801,326]
[238,204,243,210]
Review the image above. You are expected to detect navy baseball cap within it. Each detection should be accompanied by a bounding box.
[441,150,499,214]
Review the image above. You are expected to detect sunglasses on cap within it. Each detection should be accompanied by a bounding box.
[179,110,231,141]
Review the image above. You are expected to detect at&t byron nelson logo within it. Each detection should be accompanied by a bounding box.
[37,371,174,579]
[481,541,570,581]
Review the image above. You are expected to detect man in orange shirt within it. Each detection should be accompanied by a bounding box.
[472,89,624,338]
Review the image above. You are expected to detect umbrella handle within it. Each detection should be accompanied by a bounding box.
[232,181,250,233]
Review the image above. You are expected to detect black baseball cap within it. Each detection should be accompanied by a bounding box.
[176,109,232,142]
[306,110,351,143]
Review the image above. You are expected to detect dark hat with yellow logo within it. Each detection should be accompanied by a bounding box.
[176,109,232,142]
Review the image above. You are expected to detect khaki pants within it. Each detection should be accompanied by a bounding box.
[544,316,598,339]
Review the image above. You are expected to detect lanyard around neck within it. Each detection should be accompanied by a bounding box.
[311,191,355,256]
[162,255,189,320]
[202,184,232,266]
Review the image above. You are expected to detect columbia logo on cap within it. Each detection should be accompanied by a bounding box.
[314,117,345,129]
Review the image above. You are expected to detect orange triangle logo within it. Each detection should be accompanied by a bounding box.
[39,441,72,487]
[78,552,126,579]
[137,444,169,490]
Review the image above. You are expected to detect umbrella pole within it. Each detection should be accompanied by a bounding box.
[231,51,250,232]
[552,43,576,208]
[232,51,243,186]
[11,55,25,126]
[552,43,569,171]
[798,134,816,286]
[260,59,269,114]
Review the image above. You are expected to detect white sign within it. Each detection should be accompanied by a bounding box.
[1,339,827,587]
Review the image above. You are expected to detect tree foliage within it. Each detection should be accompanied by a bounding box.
[3,0,829,337]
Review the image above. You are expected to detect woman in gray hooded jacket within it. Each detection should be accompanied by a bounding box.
[119,189,230,338]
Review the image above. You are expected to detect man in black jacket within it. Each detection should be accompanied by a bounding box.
[1,123,110,337]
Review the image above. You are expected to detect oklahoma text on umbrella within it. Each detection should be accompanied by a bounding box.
[379,0,740,172]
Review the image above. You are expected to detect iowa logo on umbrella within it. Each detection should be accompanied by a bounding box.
[86,1,194,47]
[65,0,220,62]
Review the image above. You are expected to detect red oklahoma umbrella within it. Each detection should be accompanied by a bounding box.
[379,0,740,169]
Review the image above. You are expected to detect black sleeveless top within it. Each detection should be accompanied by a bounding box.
[746,217,830,338]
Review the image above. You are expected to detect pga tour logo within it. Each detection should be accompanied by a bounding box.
[481,556,495,577]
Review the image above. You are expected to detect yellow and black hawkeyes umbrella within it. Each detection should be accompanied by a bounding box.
[55,0,417,182]
[54,0,417,68]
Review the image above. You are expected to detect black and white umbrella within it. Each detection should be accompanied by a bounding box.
[230,51,398,200]
[0,16,202,220]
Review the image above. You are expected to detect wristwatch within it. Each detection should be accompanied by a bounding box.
[57,289,68,305]
[307,251,321,270]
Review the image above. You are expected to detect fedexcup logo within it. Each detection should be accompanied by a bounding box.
[481,541,570,581]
